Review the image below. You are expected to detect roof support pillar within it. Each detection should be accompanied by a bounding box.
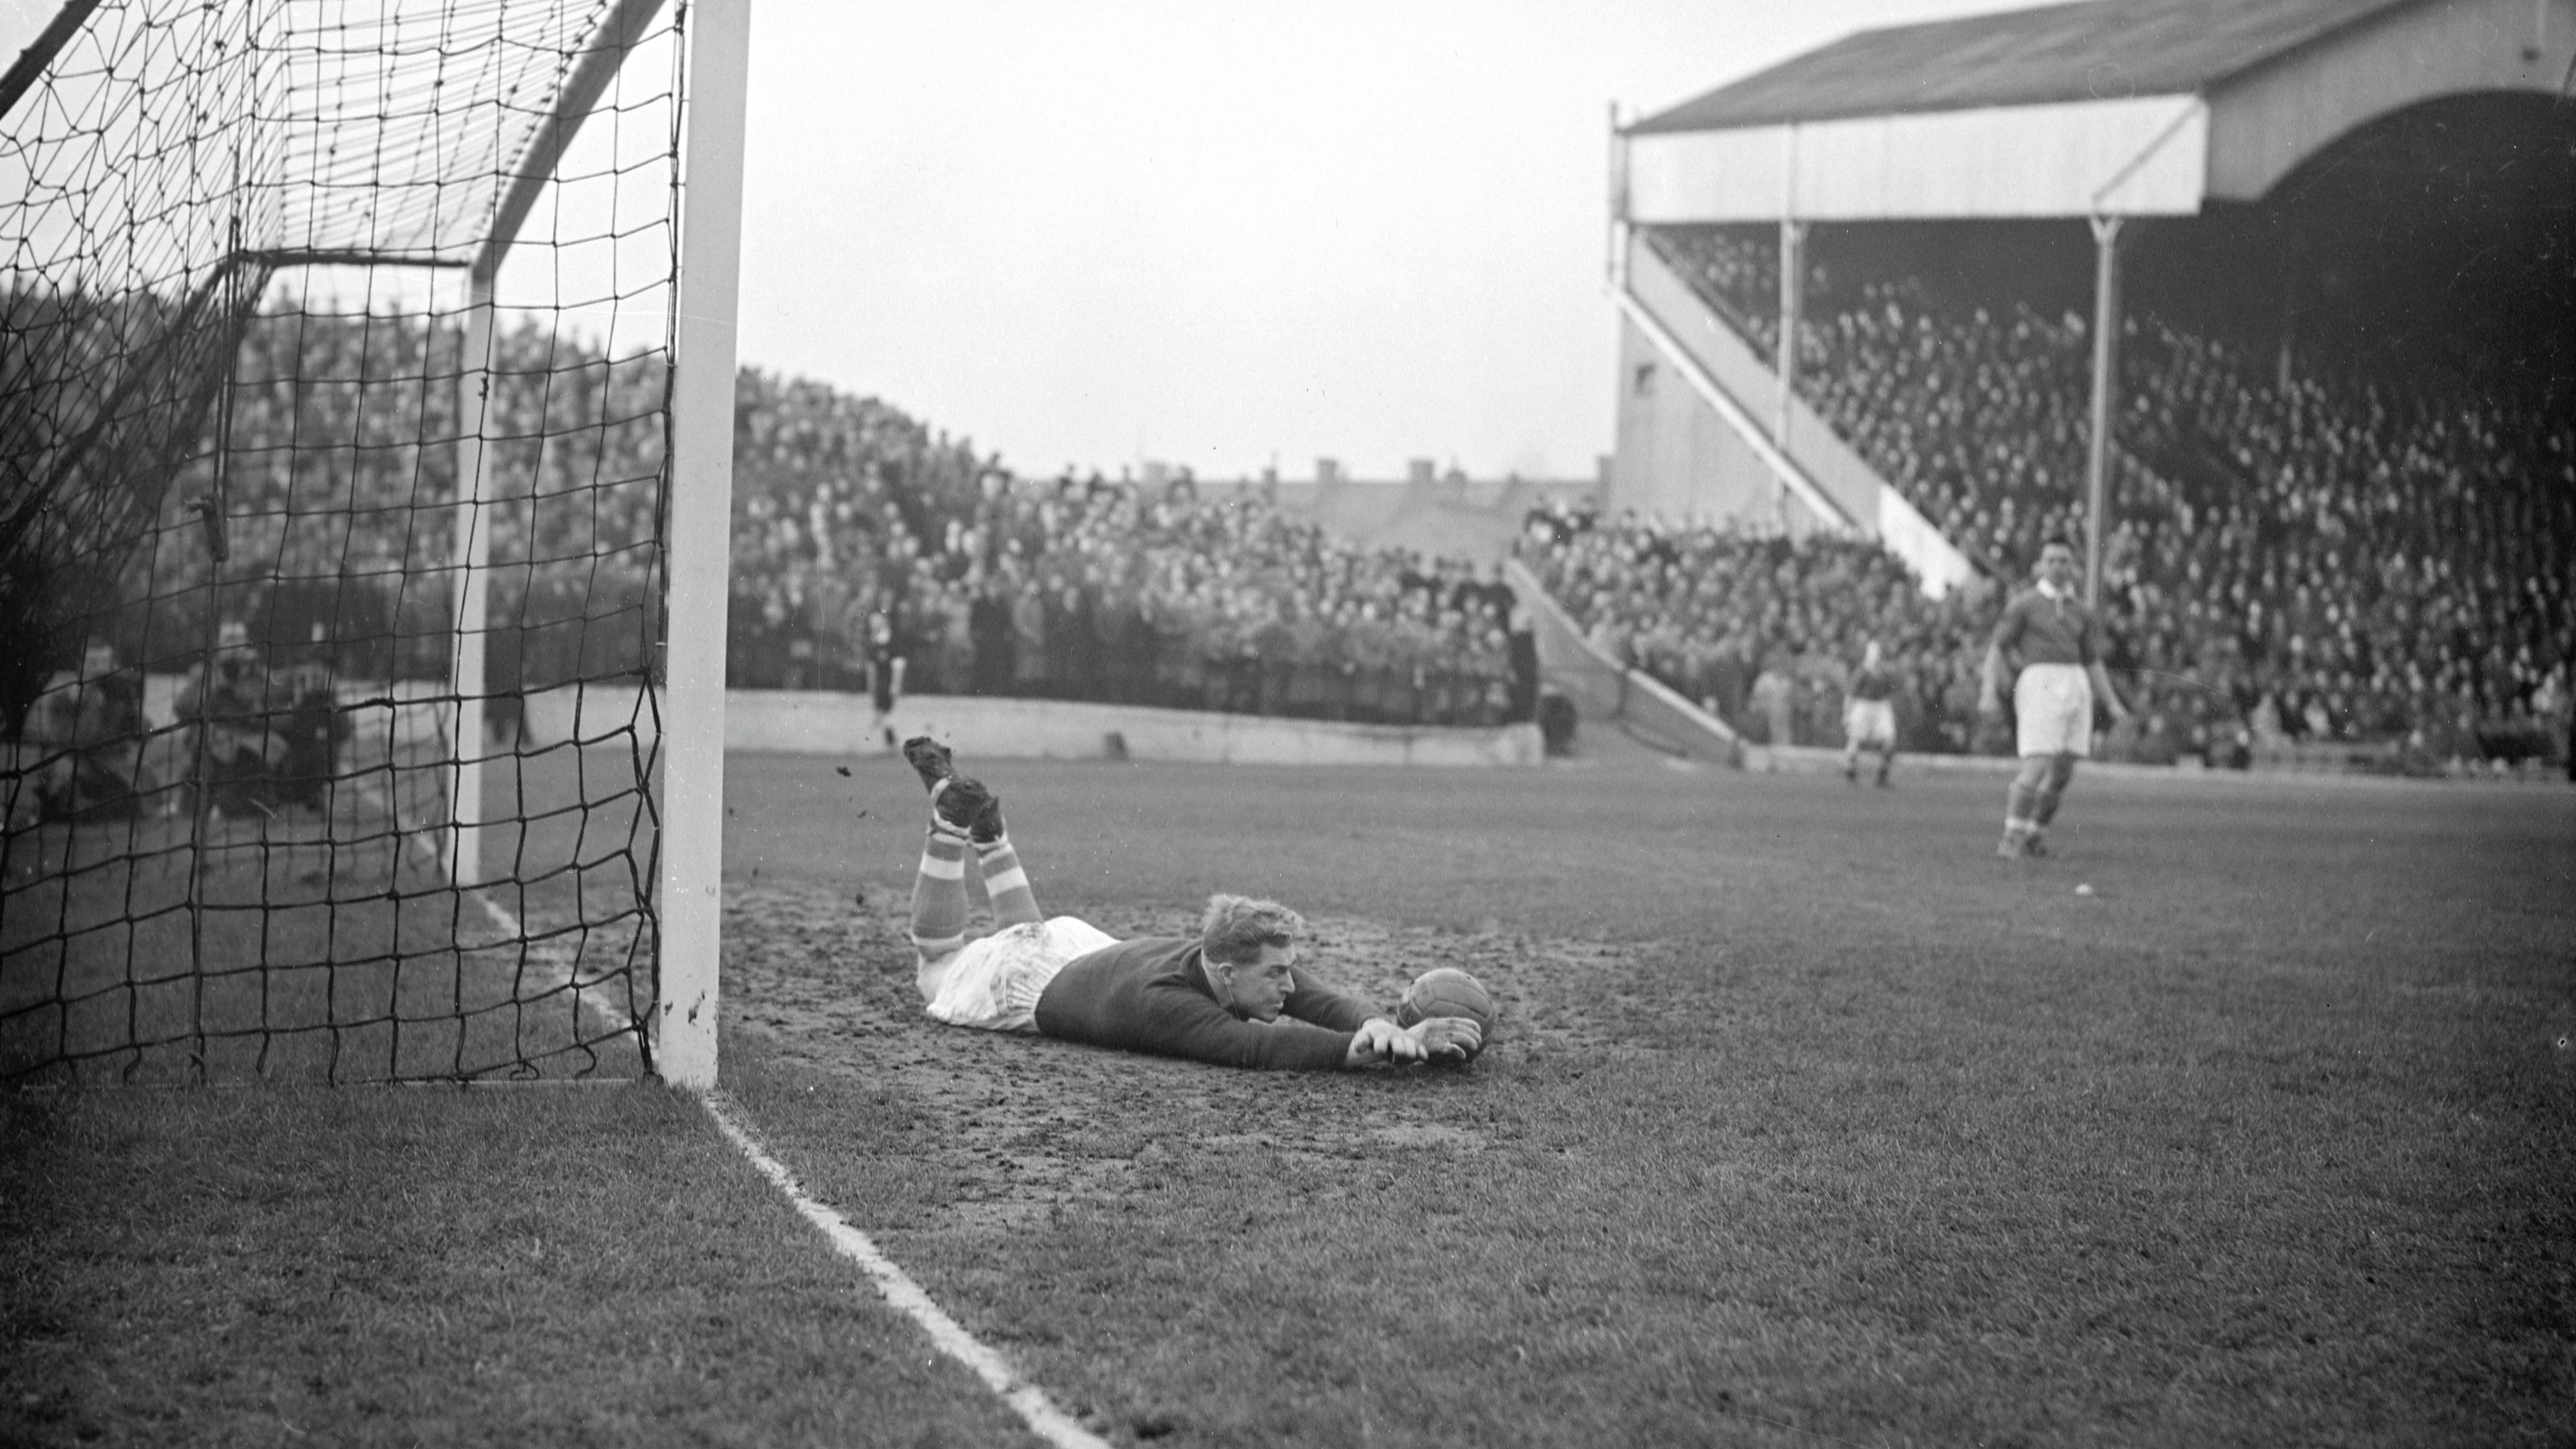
[2083,214,2126,610]
[1607,102,1631,291]
[1776,218,1808,528]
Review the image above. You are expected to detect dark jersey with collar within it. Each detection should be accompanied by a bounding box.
[1034,936,1375,1070]
[1848,663,1898,703]
[1990,587,2102,670]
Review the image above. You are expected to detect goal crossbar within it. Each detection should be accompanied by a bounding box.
[475,0,675,286]
[0,0,105,122]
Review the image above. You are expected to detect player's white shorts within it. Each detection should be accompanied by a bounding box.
[2014,663,2092,759]
[919,915,1117,1032]
[1843,698,1897,748]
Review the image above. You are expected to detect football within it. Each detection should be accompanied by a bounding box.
[1396,967,1495,1043]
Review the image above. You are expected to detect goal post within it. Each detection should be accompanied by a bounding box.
[0,0,743,1087]
[656,0,753,1090]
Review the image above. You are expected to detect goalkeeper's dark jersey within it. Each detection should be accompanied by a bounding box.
[1035,936,1373,1070]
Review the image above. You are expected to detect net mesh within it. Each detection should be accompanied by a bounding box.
[2,0,687,1083]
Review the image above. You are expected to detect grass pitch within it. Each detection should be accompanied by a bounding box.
[6,752,2571,1446]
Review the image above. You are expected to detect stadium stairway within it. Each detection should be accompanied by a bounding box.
[1503,558,1743,771]
[1616,232,1977,596]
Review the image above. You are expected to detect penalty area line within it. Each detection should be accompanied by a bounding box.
[696,1088,1110,1449]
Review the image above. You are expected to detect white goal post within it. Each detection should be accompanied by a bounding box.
[652,0,752,1089]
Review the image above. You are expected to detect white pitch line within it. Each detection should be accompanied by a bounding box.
[462,889,635,1043]
[697,1088,1110,1449]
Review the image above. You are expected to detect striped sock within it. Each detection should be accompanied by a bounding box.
[909,825,972,958]
[976,837,1040,927]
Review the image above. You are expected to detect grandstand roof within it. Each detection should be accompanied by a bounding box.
[1628,0,2411,134]
[1615,0,2575,221]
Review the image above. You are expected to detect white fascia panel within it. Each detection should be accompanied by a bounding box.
[1627,94,2207,223]
[1627,127,1788,224]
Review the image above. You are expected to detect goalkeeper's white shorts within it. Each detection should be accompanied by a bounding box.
[920,914,1117,1033]
[2014,664,2093,759]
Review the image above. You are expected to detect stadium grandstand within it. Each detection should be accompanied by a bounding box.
[1591,0,2573,771]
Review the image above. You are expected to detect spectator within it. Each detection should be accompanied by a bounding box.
[16,637,151,822]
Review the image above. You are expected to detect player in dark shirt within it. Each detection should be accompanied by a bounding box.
[1978,540,2132,858]
[1841,639,1900,788]
[890,738,1481,1071]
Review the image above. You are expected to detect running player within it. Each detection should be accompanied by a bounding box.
[1841,639,1899,788]
[891,738,1482,1070]
[1979,539,2130,858]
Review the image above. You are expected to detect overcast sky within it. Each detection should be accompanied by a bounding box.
[3,0,2018,480]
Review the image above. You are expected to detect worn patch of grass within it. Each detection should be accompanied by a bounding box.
[0,1083,1041,1448]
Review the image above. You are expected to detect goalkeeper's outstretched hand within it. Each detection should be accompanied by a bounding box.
[1412,1017,1482,1062]
[1345,1016,1481,1068]
[1345,1018,1421,1068]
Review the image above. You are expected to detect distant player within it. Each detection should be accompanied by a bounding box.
[1841,639,1899,788]
[890,737,1481,1070]
[862,609,905,751]
[1980,539,2130,858]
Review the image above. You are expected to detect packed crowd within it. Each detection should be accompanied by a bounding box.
[24,310,674,687]
[1643,227,2573,764]
[725,372,1533,727]
[13,306,1538,775]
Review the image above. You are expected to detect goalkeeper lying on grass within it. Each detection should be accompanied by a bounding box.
[894,738,1482,1071]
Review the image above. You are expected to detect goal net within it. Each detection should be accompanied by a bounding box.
[1,0,725,1084]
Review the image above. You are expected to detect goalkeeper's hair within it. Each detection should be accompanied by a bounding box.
[1200,895,1305,965]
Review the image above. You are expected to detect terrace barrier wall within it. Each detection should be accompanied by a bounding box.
[521,685,1544,768]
